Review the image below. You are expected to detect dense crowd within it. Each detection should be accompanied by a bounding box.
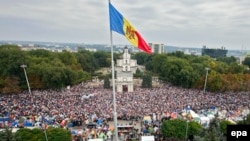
[0,81,249,140]
[0,81,249,128]
[0,83,250,124]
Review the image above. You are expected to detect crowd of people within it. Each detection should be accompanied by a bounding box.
[0,81,249,140]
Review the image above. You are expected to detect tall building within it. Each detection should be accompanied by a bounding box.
[149,43,165,54]
[201,45,228,58]
[115,47,137,92]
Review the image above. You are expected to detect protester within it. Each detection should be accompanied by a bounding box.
[0,81,249,140]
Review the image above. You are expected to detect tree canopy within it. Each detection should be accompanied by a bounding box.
[0,45,114,93]
[132,51,250,92]
[161,119,202,140]
[243,57,250,68]
[14,127,71,141]
[1,44,250,93]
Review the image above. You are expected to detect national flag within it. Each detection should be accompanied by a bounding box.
[109,2,152,54]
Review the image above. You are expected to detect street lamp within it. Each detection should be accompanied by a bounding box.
[203,67,210,93]
[185,120,189,140]
[20,64,32,95]
[185,110,190,140]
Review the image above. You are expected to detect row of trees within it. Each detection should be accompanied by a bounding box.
[160,113,250,141]
[133,51,250,92]
[1,44,250,93]
[0,127,72,141]
[0,45,120,93]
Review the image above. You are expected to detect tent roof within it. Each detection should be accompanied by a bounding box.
[189,110,200,118]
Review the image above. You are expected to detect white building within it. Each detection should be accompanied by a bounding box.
[149,43,165,54]
[116,47,137,92]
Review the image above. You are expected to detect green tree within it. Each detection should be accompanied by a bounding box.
[76,51,98,80]
[57,51,79,68]
[190,55,211,65]
[2,76,21,93]
[46,128,71,141]
[242,57,250,68]
[104,76,110,89]
[163,137,186,141]
[178,66,199,88]
[161,119,186,139]
[132,52,151,65]
[216,56,237,64]
[228,62,245,74]
[41,67,67,89]
[159,57,181,83]
[0,45,26,91]
[145,59,153,71]
[0,126,17,141]
[0,76,4,92]
[194,118,225,141]
[193,135,205,141]
[161,119,202,139]
[0,45,25,76]
[152,54,168,74]
[207,72,223,92]
[93,51,111,68]
[214,62,228,74]
[238,113,250,125]
[141,74,152,88]
[75,70,90,83]
[170,51,186,58]
[76,51,96,72]
[15,128,71,141]
[204,115,225,141]
[220,120,234,136]
[190,63,206,76]
[160,57,194,86]
[134,68,142,78]
[15,128,43,141]
[188,121,203,139]
[203,127,221,141]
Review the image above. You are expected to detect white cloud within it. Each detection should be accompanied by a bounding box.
[0,0,249,49]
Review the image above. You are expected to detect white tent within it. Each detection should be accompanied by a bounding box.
[88,139,104,141]
[190,110,200,118]
[141,136,155,141]
[242,109,250,116]
[207,114,215,120]
[81,93,95,100]
[199,116,210,127]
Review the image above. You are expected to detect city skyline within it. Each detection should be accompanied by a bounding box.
[0,0,249,50]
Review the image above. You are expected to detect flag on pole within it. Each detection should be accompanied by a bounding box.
[109,2,152,54]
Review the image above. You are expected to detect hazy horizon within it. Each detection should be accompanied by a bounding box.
[1,0,249,50]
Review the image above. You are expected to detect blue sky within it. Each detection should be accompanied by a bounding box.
[0,0,249,50]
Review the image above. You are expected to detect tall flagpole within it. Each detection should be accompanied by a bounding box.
[109,0,119,141]
[42,116,49,141]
